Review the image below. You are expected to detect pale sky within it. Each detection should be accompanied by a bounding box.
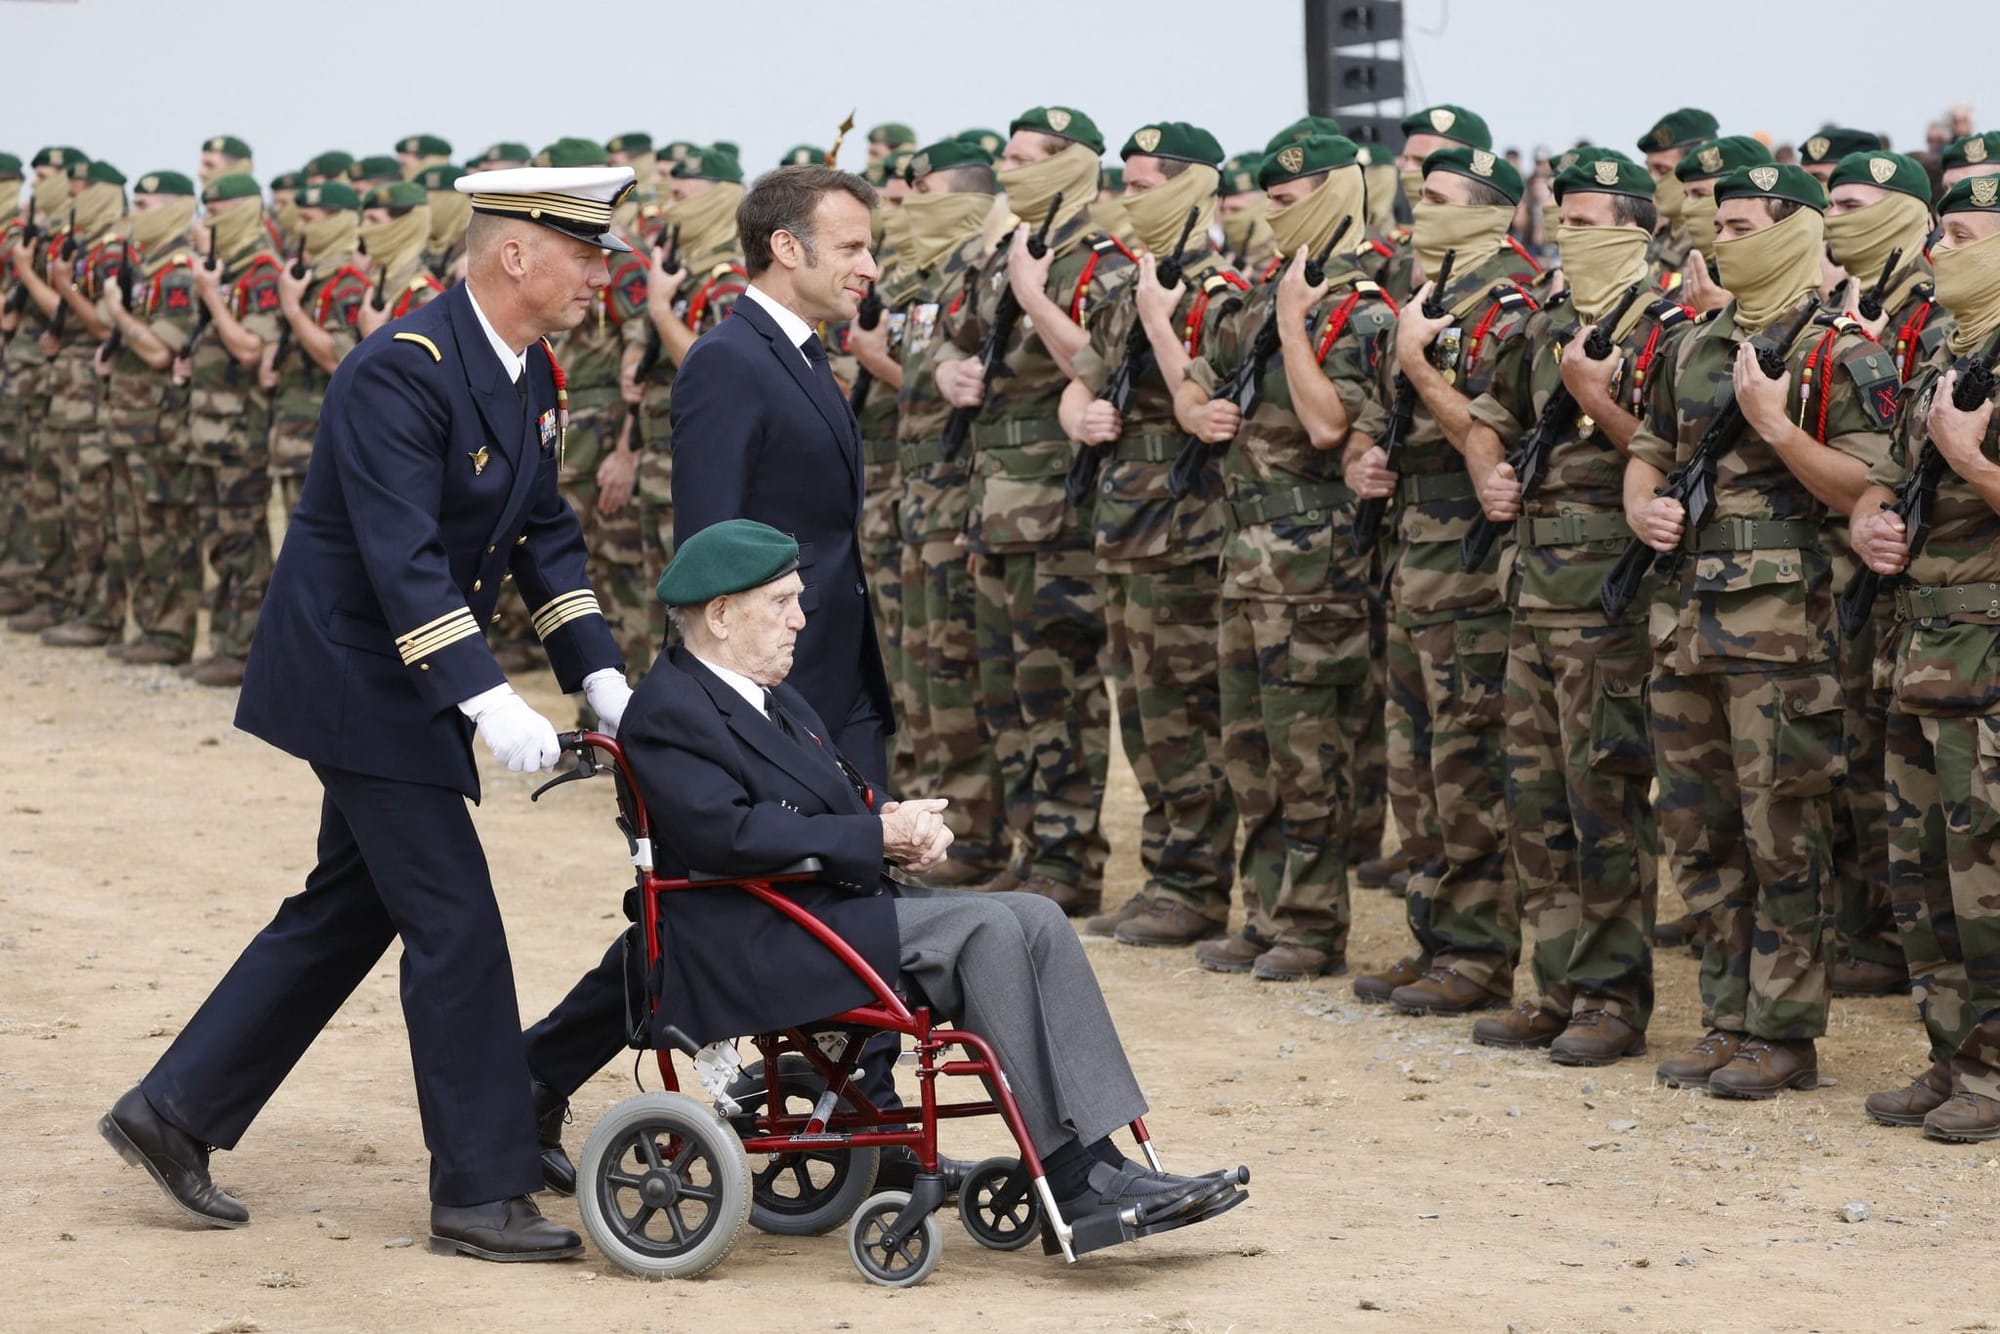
[0,0,1981,191]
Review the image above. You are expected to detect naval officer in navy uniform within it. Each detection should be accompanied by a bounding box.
[99,166,641,1263]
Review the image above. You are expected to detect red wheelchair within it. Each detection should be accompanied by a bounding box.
[533,732,1247,1285]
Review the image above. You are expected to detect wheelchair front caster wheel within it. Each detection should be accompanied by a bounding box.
[958,1156,1038,1251]
[847,1189,943,1287]
[577,1091,751,1279]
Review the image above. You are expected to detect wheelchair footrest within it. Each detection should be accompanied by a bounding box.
[1049,1182,1250,1259]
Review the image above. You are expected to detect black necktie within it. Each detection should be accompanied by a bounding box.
[799,332,847,418]
[765,689,809,746]
[765,688,873,806]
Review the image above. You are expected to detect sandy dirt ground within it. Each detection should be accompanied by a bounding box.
[4,627,1998,1334]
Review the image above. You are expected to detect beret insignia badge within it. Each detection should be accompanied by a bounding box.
[1698,145,1723,174]
[1430,108,1456,133]
[1806,136,1831,161]
[1594,160,1620,186]
[1047,108,1072,133]
[1135,127,1161,153]
[1973,178,2000,208]
[1470,150,1496,178]
[1276,146,1305,175]
[1966,137,1990,165]
[1749,166,1781,192]
[1869,157,1896,184]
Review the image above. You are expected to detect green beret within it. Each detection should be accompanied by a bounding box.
[348,154,402,184]
[1220,153,1263,197]
[1550,145,1627,175]
[1939,175,2000,214]
[1637,108,1718,154]
[364,180,427,210]
[712,141,741,157]
[397,134,452,158]
[606,132,653,155]
[1421,144,1524,204]
[1263,116,1344,156]
[32,146,87,171]
[297,181,361,211]
[201,173,262,204]
[1674,135,1773,183]
[1120,121,1225,168]
[1800,127,1882,168]
[1258,134,1360,189]
[780,144,827,167]
[673,145,743,184]
[78,160,126,187]
[1553,154,1653,202]
[657,519,801,607]
[203,134,252,160]
[0,153,21,179]
[270,171,304,192]
[1714,162,1827,211]
[1943,131,1999,174]
[418,164,467,192]
[1099,165,1124,193]
[482,142,532,165]
[133,170,196,197]
[1826,151,1929,203]
[955,128,1005,156]
[904,138,993,184]
[536,138,608,169]
[869,122,917,148]
[1009,106,1106,156]
[307,150,354,178]
[1399,105,1491,150]
[660,140,698,163]
[881,150,913,183]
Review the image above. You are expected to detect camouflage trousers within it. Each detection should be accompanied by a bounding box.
[1219,597,1370,952]
[1830,559,1900,966]
[50,423,123,632]
[1105,565,1235,914]
[974,547,1110,889]
[860,457,914,792]
[1652,666,1841,1040]
[1353,605,1390,862]
[1505,618,1657,1027]
[23,418,73,612]
[116,425,201,652]
[560,481,650,677]
[1383,610,1445,879]
[1386,614,1517,990]
[274,471,308,533]
[0,394,41,593]
[1884,706,2000,1100]
[898,536,1007,876]
[638,446,674,662]
[192,444,273,661]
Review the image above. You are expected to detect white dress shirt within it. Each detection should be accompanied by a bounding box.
[693,652,771,720]
[742,282,816,366]
[464,282,529,384]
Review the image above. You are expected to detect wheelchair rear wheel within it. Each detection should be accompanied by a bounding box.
[578,1091,751,1279]
[726,1055,881,1236]
[847,1189,943,1288]
[957,1156,1039,1251]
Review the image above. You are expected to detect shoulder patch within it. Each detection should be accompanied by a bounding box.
[1645,297,1691,329]
[392,331,442,362]
[1839,343,1900,429]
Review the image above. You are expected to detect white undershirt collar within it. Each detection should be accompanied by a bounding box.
[693,651,770,719]
[743,282,815,364]
[464,282,529,384]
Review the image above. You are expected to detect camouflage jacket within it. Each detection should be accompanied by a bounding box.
[268,255,370,474]
[186,246,283,455]
[626,236,748,450]
[896,233,988,545]
[1877,262,1952,386]
[99,242,198,433]
[1,216,53,398]
[1194,257,1395,606]
[1072,250,1247,571]
[1646,225,1693,289]
[1629,298,1897,673]
[559,234,649,401]
[46,225,130,429]
[951,214,1136,552]
[1373,247,1538,625]
[1469,290,1693,622]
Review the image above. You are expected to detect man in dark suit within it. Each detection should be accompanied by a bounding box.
[98,167,646,1263]
[533,520,1245,1235]
[670,163,894,790]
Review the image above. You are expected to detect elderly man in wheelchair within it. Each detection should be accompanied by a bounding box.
[523,519,1247,1283]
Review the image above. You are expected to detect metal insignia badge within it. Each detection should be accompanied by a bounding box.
[1869,157,1896,185]
[1967,137,1990,165]
[140,175,158,193]
[1277,146,1306,175]
[1557,152,1578,172]
[686,153,703,173]
[1749,166,1781,192]
[1594,160,1620,186]
[1430,108,1456,134]
[1233,171,1252,192]
[910,153,929,179]
[1135,127,1162,154]
[1699,146,1723,174]
[1653,127,1672,150]
[1806,136,1831,162]
[1047,108,1073,133]
[468,446,490,477]
[1974,178,2000,208]
[1471,150,1496,178]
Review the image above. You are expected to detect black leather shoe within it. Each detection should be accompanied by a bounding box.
[98,1086,248,1228]
[875,1145,970,1198]
[428,1196,583,1262]
[531,1080,576,1196]
[1054,1161,1235,1227]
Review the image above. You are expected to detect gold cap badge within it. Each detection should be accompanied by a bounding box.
[1966,137,1990,165]
[1047,108,1072,133]
[1868,157,1896,184]
[1470,150,1496,178]
[1698,145,1723,174]
[1593,160,1620,186]
[1135,127,1162,154]
[1973,178,2000,208]
[1806,136,1831,161]
[140,174,158,193]
[909,152,930,179]
[1276,146,1305,175]
[1430,108,1456,134]
[1749,166,1780,192]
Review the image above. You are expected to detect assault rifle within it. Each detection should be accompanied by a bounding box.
[1458,281,1644,571]
[270,235,309,373]
[938,191,1062,462]
[846,280,885,414]
[624,225,681,452]
[100,255,135,359]
[1599,294,1823,618]
[48,231,78,340]
[2,200,37,330]
[1856,246,1904,323]
[1349,247,1455,552]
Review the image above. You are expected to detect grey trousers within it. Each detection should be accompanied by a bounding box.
[892,886,1147,1153]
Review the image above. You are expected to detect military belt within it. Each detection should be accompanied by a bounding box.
[1684,517,1819,552]
[1109,433,1181,463]
[862,435,899,467]
[1227,480,1352,529]
[1894,581,2000,622]
[1397,473,1476,504]
[897,439,950,470]
[970,417,1066,448]
[1516,511,1630,548]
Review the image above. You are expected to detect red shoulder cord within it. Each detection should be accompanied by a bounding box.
[313,266,373,325]
[1369,238,1394,259]
[1464,288,1534,375]
[1894,301,1935,384]
[686,267,748,329]
[1183,271,1251,356]
[1506,235,1544,276]
[1627,324,1667,415]
[1797,329,1841,444]
[1070,236,1136,323]
[1313,292,1366,365]
[229,254,282,318]
[392,273,445,320]
[1260,255,1285,284]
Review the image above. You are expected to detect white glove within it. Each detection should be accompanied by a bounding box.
[458,684,561,773]
[581,667,634,737]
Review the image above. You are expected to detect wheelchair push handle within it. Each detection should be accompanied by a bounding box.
[530,730,604,802]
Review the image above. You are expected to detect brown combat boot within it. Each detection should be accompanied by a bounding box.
[1390,966,1508,1016]
[1653,912,1703,956]
[0,587,32,615]
[1081,895,1156,938]
[1707,1037,1819,1099]
[1549,1009,1647,1066]
[1252,942,1344,982]
[1192,931,1267,974]
[1352,956,1426,1004]
[110,640,192,666]
[1353,853,1405,892]
[192,654,247,688]
[41,620,115,647]
[971,865,1027,895]
[6,605,59,634]
[1864,1061,1954,1127]
[1831,955,1910,997]
[1923,1091,2000,1143]
[1655,1029,1745,1089]
[1111,897,1224,948]
[1472,1000,1566,1050]
[1017,874,1098,917]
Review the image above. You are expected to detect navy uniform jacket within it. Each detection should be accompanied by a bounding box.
[237,283,621,799]
[669,292,893,739]
[625,645,898,1046]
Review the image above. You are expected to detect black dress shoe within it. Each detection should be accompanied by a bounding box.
[875,1146,970,1198]
[531,1080,576,1196]
[98,1086,248,1228]
[1053,1161,1235,1227]
[429,1196,583,1262]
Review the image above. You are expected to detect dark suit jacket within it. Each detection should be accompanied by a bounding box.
[624,645,899,1047]
[668,291,892,741]
[236,284,620,798]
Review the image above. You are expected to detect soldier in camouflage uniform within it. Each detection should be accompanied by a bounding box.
[1627,163,1897,1098]
[96,171,202,664]
[934,105,1133,909]
[1168,134,1396,977]
[354,180,444,340]
[1851,176,2000,1141]
[394,133,453,182]
[266,182,369,521]
[1940,130,2000,192]
[421,165,472,285]
[1463,154,1688,1063]
[1216,153,1278,278]
[1347,145,1538,1015]
[1637,108,1718,286]
[1057,121,1243,948]
[1821,150,1950,997]
[181,172,284,688]
[1797,127,1881,189]
[197,135,253,189]
[0,152,35,614]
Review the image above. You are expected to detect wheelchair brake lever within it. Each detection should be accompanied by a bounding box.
[529,760,596,802]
